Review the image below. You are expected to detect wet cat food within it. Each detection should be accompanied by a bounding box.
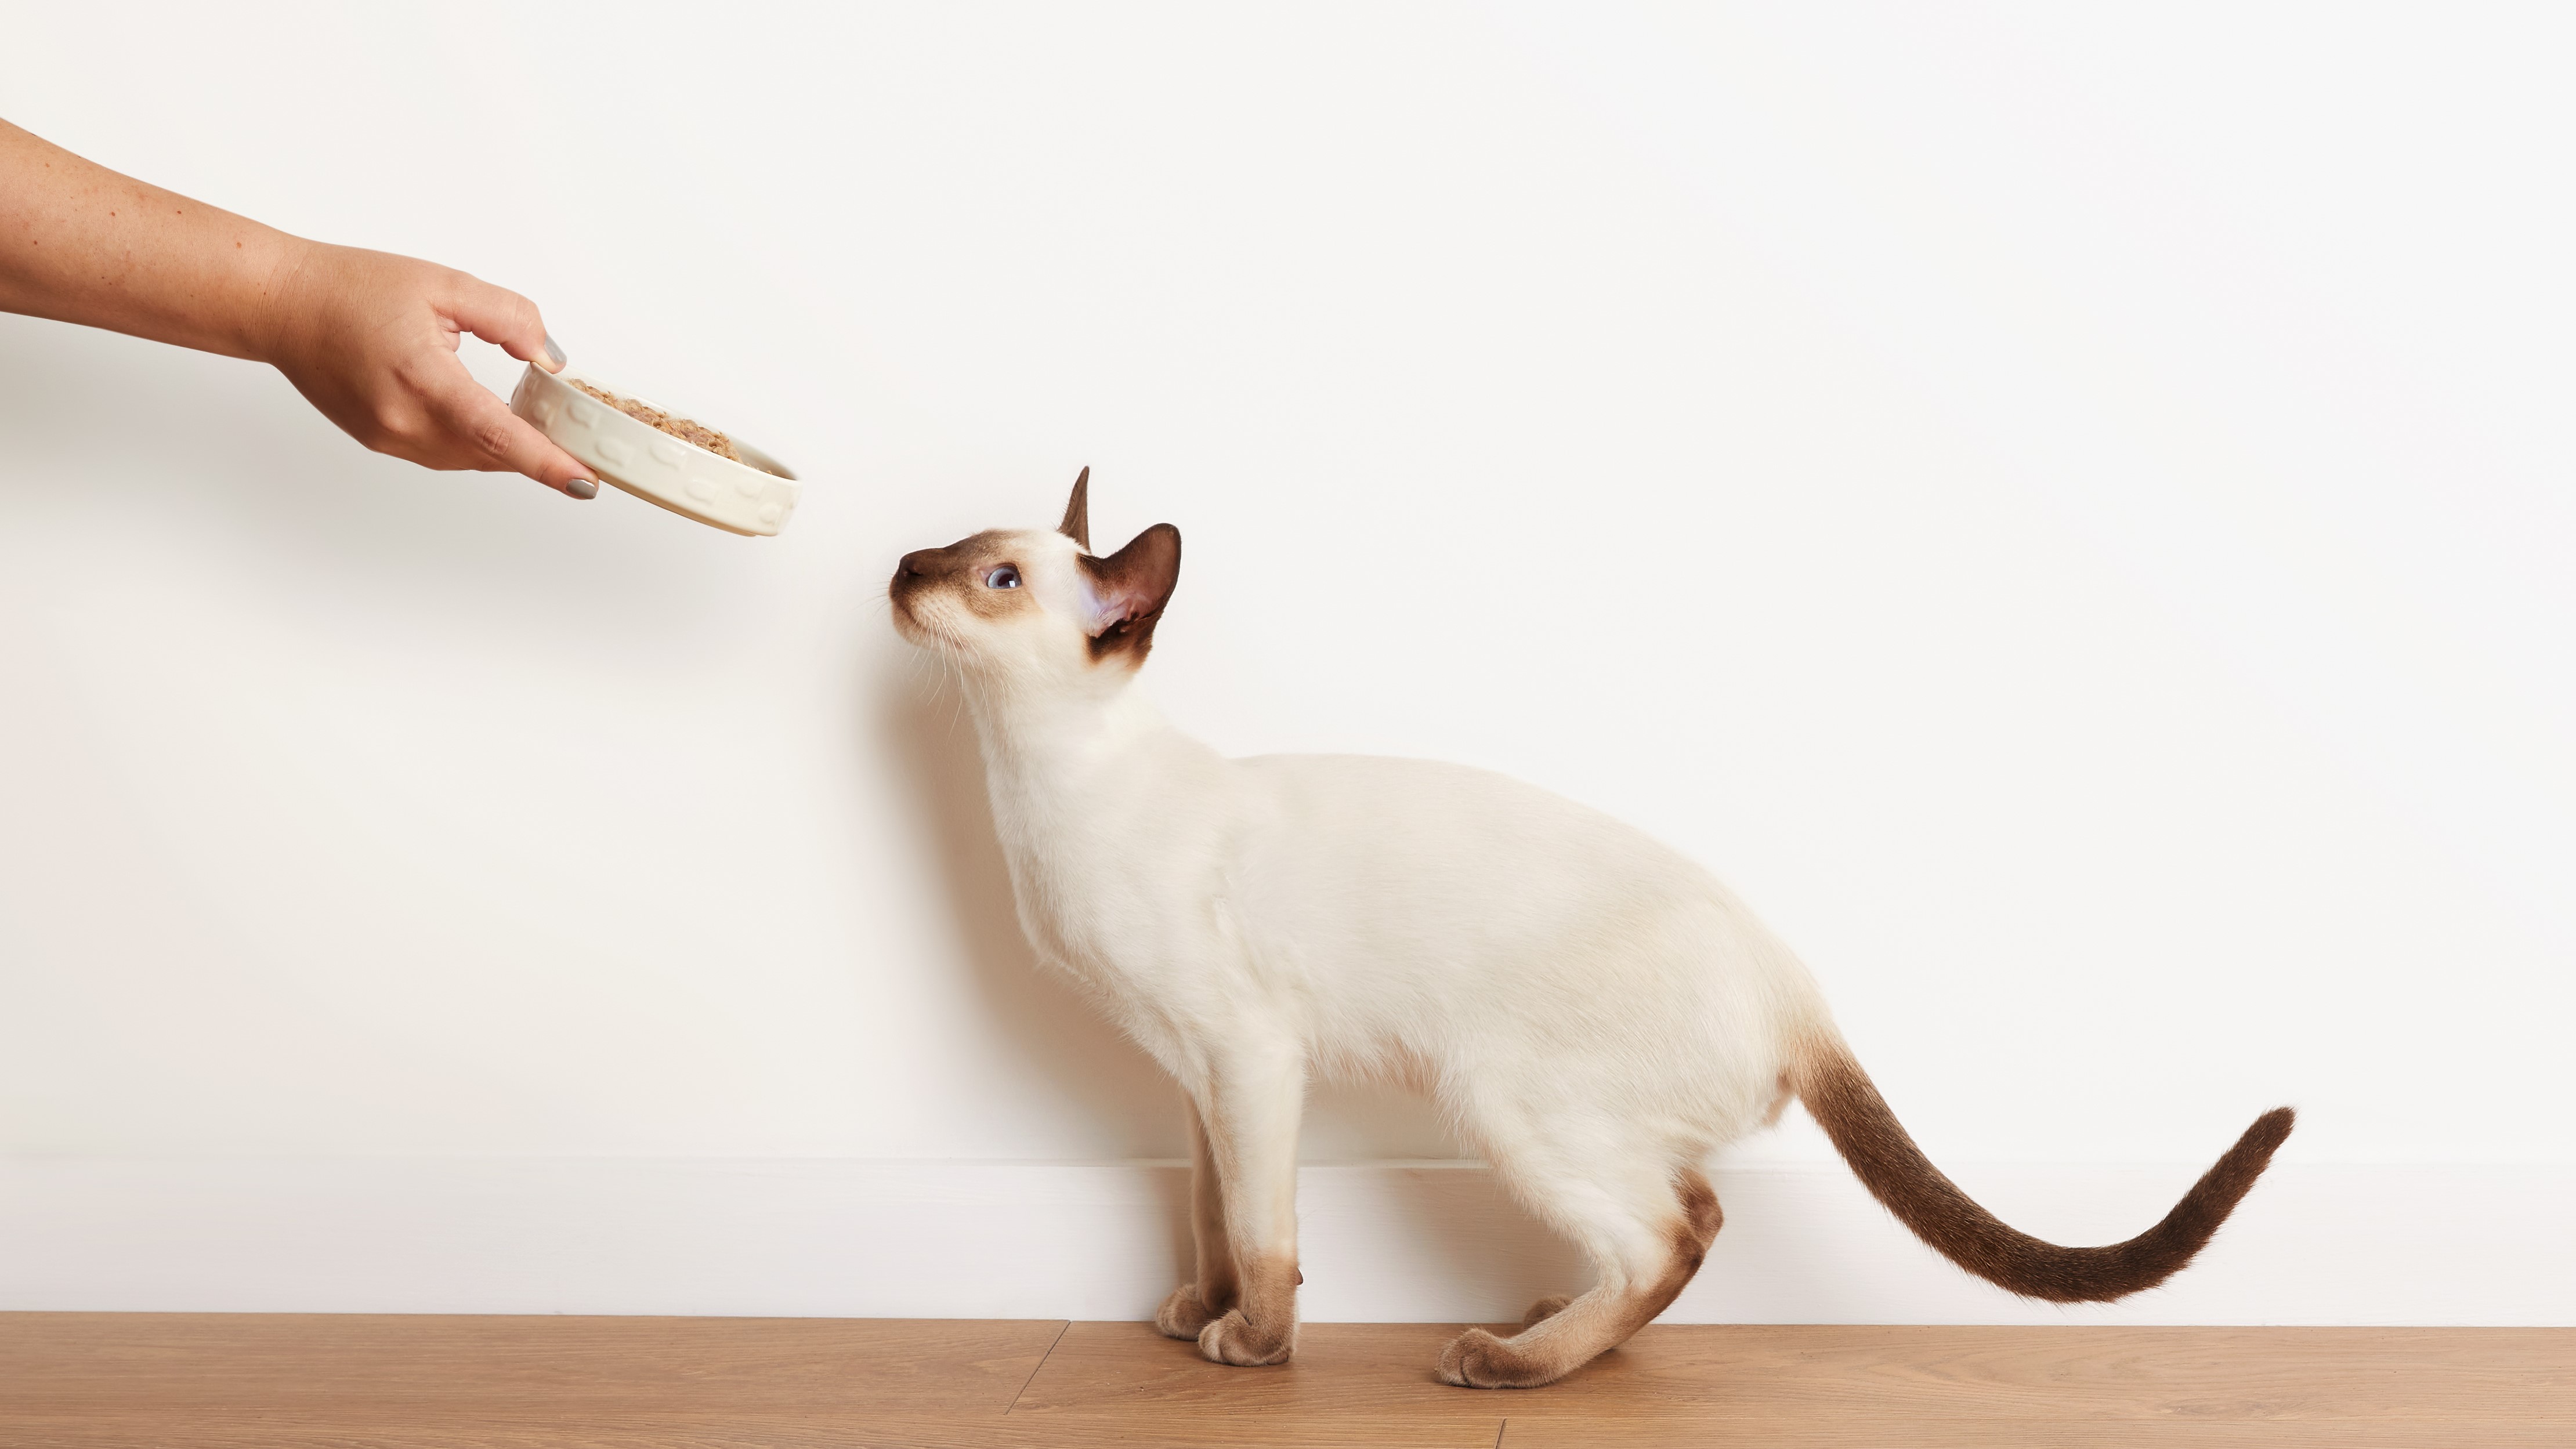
[568,378,743,462]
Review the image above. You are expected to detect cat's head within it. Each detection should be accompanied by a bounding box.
[888,469,1182,684]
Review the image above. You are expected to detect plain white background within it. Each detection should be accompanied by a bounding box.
[2,3,2571,1318]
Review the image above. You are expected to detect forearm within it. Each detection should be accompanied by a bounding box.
[4,117,588,492]
[0,118,303,361]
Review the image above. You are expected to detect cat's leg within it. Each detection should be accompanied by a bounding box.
[1190,1048,1305,1367]
[1438,1162,1723,1389]
[1155,1097,1237,1340]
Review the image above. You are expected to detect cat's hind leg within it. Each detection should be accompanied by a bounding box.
[1438,1163,1723,1389]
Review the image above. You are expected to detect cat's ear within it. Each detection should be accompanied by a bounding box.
[1058,466,1091,551]
[1077,524,1181,665]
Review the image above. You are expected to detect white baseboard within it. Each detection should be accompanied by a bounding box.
[2,1157,2566,1325]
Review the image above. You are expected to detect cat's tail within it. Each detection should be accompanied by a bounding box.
[1791,1031,2294,1303]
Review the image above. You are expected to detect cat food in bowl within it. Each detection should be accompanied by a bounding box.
[509,364,799,535]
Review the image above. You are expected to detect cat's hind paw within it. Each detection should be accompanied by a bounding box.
[1197,1309,1296,1367]
[1438,1327,1562,1389]
[1155,1284,1224,1341]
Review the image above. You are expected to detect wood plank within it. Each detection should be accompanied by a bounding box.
[1486,1324,2575,1423]
[1016,1322,2576,1425]
[0,1410,1503,1448]
[0,1314,1496,1446]
[1499,1419,2576,1449]
[1012,1320,1497,1420]
[0,1313,1065,1417]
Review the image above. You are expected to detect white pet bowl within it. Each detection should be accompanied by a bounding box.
[509,364,799,536]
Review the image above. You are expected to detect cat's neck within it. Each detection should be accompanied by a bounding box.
[960,668,1178,796]
[957,666,1227,987]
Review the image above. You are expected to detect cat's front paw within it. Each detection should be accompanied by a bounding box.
[1438,1327,1557,1389]
[1155,1283,1224,1341]
[1197,1308,1296,1367]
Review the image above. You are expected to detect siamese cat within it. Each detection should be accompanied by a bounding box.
[888,470,2292,1389]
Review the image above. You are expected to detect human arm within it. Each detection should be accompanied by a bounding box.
[0,118,594,497]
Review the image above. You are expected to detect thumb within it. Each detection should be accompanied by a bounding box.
[447,274,569,374]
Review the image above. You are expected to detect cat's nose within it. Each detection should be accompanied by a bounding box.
[898,550,935,578]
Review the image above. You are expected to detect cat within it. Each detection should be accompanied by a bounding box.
[888,470,2293,1389]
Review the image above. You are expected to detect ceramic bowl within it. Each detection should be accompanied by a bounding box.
[509,364,799,535]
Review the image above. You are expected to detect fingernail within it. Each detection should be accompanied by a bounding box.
[565,477,598,500]
[541,335,568,372]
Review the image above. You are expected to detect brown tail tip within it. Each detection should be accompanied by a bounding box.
[2241,1106,2298,1161]
[2031,1102,2295,1302]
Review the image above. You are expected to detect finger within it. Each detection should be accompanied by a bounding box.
[420,364,598,497]
[446,274,568,374]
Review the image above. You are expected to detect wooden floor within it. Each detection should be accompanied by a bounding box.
[3,1314,2568,1447]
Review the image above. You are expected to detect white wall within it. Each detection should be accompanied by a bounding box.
[3,4,2571,1320]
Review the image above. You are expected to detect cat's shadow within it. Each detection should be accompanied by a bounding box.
[874,650,1191,1160]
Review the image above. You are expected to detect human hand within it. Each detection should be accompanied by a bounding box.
[258,241,598,498]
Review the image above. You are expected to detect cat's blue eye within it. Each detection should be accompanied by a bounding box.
[985,565,1022,590]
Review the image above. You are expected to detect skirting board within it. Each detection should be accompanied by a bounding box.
[2,1157,2567,1325]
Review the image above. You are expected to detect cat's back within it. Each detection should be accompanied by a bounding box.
[1218,754,1818,1077]
[1232,753,1667,866]
[1225,752,1723,951]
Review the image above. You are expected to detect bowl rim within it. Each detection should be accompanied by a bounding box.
[525,364,798,484]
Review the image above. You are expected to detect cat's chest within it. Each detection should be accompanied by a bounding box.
[988,780,1136,881]
[984,770,1229,970]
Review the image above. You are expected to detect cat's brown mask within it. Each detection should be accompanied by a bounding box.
[890,469,1182,669]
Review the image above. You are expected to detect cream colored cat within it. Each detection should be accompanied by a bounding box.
[889,472,2292,1389]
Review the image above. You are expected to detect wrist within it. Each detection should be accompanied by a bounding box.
[236,231,319,367]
